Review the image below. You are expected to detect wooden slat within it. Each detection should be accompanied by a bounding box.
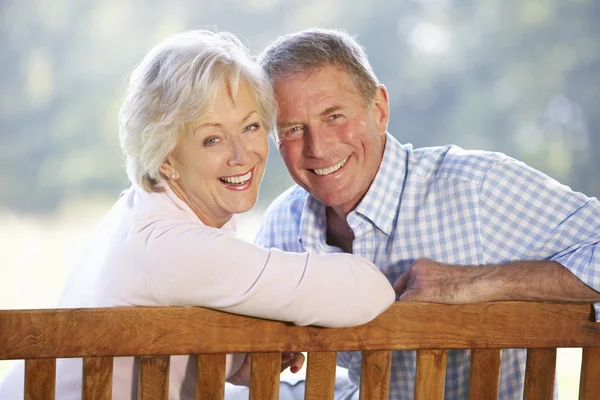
[24,358,56,400]
[305,351,336,400]
[138,355,170,400]
[523,348,556,400]
[469,349,501,400]
[359,350,391,400]
[1,303,598,359]
[249,353,280,400]
[579,347,600,400]
[415,349,447,400]
[195,353,226,400]
[82,356,113,400]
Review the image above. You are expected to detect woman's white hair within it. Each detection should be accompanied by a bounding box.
[118,30,276,192]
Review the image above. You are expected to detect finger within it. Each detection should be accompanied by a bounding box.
[398,288,418,302]
[393,267,412,294]
[280,352,304,373]
[290,353,305,373]
[280,352,297,372]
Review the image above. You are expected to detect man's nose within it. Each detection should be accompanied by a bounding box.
[304,127,332,158]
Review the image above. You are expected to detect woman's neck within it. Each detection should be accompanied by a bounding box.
[166,181,231,229]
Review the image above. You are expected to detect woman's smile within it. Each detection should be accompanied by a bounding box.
[218,168,255,191]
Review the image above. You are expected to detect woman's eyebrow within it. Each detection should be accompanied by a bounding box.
[194,110,259,130]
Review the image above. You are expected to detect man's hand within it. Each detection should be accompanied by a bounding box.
[393,258,492,304]
[226,352,305,387]
[393,258,600,304]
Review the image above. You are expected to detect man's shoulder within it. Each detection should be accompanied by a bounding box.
[258,185,307,239]
[411,145,510,184]
[255,185,308,249]
[265,184,309,216]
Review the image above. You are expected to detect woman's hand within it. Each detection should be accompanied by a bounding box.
[226,352,305,387]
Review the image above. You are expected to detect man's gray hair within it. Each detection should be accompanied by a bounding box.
[119,30,276,192]
[258,28,379,109]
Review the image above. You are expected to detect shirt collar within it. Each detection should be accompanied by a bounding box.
[352,133,407,236]
[298,133,408,247]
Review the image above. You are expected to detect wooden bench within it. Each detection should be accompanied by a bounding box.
[1,302,599,399]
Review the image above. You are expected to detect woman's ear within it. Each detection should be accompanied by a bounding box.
[159,158,178,179]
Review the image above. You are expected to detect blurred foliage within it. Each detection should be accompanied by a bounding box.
[1,0,599,214]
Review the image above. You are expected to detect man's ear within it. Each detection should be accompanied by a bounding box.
[371,85,390,135]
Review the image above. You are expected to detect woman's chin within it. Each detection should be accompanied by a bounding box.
[225,199,258,215]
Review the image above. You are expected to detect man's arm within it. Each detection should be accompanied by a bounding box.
[393,258,600,303]
[396,157,600,304]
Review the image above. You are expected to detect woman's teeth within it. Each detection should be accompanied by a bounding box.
[220,171,252,184]
[313,157,349,176]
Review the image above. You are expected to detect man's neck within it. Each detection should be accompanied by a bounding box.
[325,207,354,253]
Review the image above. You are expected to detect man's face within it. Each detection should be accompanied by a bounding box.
[274,66,389,214]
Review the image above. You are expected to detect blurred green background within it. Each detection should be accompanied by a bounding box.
[1,0,599,214]
[0,1,598,397]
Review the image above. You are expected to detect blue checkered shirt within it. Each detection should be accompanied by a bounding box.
[255,133,600,399]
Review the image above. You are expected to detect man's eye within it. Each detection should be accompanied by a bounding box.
[243,123,260,133]
[330,114,343,120]
[282,126,304,141]
[203,136,220,146]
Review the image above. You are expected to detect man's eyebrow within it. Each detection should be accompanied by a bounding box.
[277,121,303,130]
[319,105,343,117]
[277,106,344,130]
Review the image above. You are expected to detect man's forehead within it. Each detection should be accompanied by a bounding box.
[275,73,358,117]
[276,93,346,125]
[275,66,357,93]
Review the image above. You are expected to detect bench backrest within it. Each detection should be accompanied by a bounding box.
[1,301,599,399]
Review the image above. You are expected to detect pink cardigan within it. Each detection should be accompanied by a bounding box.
[0,185,394,399]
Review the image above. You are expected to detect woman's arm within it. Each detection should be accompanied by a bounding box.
[145,222,395,328]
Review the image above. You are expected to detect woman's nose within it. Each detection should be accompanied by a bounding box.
[226,137,251,166]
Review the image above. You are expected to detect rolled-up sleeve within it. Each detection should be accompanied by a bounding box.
[479,159,600,319]
[145,221,395,328]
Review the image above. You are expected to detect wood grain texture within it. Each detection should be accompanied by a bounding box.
[138,355,170,400]
[523,348,556,400]
[305,351,336,400]
[249,353,280,400]
[359,350,392,400]
[579,347,600,400]
[415,350,447,400]
[24,358,56,400]
[82,357,113,400]
[468,349,501,400]
[195,353,226,400]
[1,302,598,359]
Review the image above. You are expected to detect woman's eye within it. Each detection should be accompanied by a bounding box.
[243,123,260,133]
[203,136,220,146]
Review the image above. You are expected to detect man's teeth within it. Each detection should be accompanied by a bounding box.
[221,171,252,184]
[313,157,349,176]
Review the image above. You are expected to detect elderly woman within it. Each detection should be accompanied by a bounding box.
[0,31,394,399]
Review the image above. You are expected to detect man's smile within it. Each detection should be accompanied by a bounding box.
[311,156,349,176]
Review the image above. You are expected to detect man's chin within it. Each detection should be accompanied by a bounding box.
[313,192,352,209]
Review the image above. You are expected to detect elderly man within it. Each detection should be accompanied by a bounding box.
[253,28,600,399]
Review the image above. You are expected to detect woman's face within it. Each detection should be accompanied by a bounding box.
[162,79,269,228]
